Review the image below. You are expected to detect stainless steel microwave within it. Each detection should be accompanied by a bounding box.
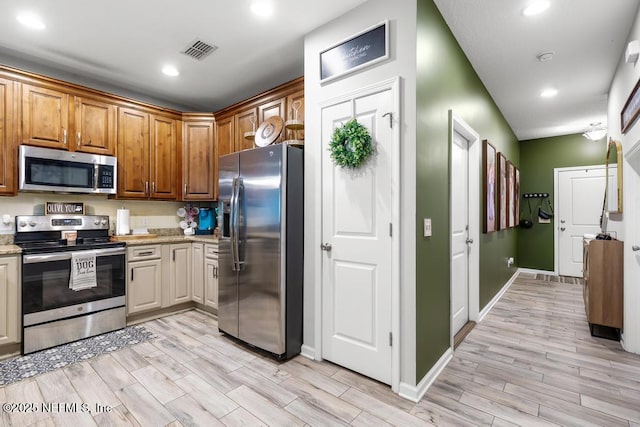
[19,145,117,194]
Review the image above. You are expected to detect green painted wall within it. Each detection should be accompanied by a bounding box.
[415,0,519,381]
[518,133,608,270]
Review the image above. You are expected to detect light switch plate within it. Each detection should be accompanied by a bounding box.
[423,218,432,237]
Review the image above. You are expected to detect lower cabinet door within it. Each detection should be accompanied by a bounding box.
[192,243,204,304]
[127,259,162,314]
[169,243,192,305]
[0,256,19,345]
[204,258,218,309]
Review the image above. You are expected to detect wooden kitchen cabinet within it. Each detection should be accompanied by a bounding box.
[21,83,70,150]
[117,107,177,200]
[181,114,215,201]
[73,96,117,155]
[22,83,117,155]
[0,77,17,195]
[583,238,623,335]
[167,243,192,305]
[285,89,304,141]
[127,245,162,315]
[192,243,204,304]
[0,255,19,345]
[204,243,218,310]
[236,107,258,152]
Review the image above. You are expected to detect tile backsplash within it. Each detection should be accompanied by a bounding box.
[0,193,187,236]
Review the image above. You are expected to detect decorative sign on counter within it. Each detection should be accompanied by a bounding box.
[45,202,85,215]
[320,20,389,83]
[622,77,640,134]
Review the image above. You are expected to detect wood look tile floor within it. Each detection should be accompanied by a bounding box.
[3,272,640,426]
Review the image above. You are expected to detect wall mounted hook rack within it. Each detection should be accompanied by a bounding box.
[522,193,549,199]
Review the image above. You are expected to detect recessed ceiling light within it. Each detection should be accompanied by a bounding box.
[523,1,550,16]
[251,1,273,18]
[162,65,179,77]
[17,12,45,30]
[540,88,558,98]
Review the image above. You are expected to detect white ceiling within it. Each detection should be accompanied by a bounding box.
[1,1,638,140]
[0,0,366,111]
[433,0,640,140]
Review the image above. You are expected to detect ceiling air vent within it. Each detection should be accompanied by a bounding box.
[181,39,217,61]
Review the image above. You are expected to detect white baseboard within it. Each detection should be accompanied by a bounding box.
[478,270,520,322]
[398,348,453,402]
[300,344,316,360]
[517,268,556,276]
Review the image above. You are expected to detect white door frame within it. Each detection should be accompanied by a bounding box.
[449,112,480,349]
[553,164,607,275]
[313,77,401,392]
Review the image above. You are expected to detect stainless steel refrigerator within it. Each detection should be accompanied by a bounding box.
[217,144,303,359]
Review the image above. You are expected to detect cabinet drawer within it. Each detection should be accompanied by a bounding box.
[127,244,162,261]
[205,244,218,259]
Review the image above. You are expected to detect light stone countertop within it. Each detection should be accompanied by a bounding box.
[0,245,22,255]
[118,235,219,246]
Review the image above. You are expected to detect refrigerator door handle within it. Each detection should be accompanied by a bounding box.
[236,177,245,271]
[230,177,239,271]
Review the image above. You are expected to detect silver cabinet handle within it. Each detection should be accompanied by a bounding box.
[63,129,67,146]
[561,227,566,231]
[145,181,149,195]
[633,245,640,252]
[321,243,332,251]
[77,132,81,147]
[465,238,474,244]
[152,182,155,194]
[184,183,188,195]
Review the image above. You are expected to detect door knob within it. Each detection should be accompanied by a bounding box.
[560,219,565,224]
[321,243,332,251]
[560,227,566,231]
[633,245,640,252]
[465,238,474,244]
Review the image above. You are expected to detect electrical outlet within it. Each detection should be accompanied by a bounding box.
[423,218,432,237]
[142,217,149,226]
[507,257,514,267]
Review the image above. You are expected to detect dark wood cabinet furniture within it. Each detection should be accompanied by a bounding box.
[583,238,623,337]
[181,113,215,200]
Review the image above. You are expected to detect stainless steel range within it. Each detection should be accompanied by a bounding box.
[14,215,126,354]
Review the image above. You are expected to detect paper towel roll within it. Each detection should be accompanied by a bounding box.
[116,208,130,236]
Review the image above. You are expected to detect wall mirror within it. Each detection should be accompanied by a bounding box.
[606,138,623,213]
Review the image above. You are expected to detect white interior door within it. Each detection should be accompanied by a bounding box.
[558,167,607,277]
[451,130,470,335]
[321,85,394,385]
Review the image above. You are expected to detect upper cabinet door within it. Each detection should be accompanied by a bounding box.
[149,114,177,199]
[73,97,116,156]
[22,84,70,150]
[118,107,150,199]
[235,107,257,152]
[0,78,16,195]
[183,120,214,200]
[286,90,304,141]
[216,116,234,159]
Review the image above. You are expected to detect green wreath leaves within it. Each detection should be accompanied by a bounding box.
[329,119,374,168]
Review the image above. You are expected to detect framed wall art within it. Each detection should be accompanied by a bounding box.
[621,77,640,134]
[483,140,497,233]
[507,161,515,228]
[515,167,520,226]
[320,21,389,83]
[497,152,507,230]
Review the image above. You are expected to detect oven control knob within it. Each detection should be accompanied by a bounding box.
[19,221,27,228]
[29,221,36,227]
[100,218,108,226]
[94,219,100,225]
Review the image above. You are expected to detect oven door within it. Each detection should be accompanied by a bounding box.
[22,247,126,323]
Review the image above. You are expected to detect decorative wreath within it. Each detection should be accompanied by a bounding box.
[329,119,374,168]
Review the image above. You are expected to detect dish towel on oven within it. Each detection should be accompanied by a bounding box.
[69,251,98,291]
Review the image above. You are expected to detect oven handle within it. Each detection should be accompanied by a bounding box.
[23,247,126,264]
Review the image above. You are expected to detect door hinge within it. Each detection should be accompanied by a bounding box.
[389,223,392,237]
[389,332,393,346]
